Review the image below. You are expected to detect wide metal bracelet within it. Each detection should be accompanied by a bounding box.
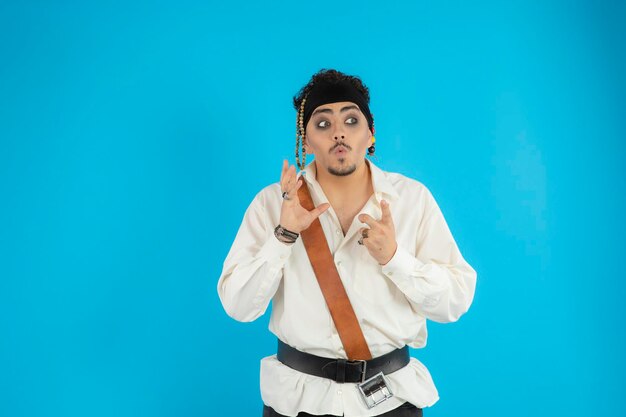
[274,225,299,242]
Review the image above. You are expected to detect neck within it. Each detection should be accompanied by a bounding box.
[315,160,372,206]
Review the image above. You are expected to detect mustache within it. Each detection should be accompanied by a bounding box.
[330,142,352,153]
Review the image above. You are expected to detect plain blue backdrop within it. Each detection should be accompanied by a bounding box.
[1,1,625,416]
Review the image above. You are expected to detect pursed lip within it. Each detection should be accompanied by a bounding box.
[332,145,349,155]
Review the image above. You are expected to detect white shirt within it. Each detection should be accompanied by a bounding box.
[217,160,477,417]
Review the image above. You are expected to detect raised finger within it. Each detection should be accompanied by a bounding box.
[280,161,291,189]
[309,202,330,220]
[287,165,297,186]
[281,159,288,180]
[282,164,295,191]
[288,179,303,199]
[358,213,380,229]
[381,200,394,226]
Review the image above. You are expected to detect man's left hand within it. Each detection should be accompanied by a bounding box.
[358,200,398,265]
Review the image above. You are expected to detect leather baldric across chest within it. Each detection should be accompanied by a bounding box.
[290,176,403,409]
[296,177,372,361]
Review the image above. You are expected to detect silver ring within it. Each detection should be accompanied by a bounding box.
[282,191,291,201]
[358,237,364,245]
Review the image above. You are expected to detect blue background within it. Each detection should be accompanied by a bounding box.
[1,1,625,416]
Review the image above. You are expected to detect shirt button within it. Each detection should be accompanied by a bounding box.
[336,229,341,235]
[336,260,342,266]
[337,390,342,395]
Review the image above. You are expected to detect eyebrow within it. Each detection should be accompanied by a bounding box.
[311,105,360,116]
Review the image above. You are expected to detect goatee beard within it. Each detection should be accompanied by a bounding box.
[328,162,357,176]
[327,142,356,176]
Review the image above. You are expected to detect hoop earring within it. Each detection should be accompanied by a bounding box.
[367,120,376,157]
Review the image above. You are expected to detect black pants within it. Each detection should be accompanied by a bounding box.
[263,402,423,417]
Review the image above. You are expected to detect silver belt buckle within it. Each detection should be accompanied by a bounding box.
[357,368,394,409]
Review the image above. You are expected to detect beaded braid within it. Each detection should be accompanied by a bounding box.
[295,96,307,170]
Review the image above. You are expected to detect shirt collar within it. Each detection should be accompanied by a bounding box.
[301,159,399,202]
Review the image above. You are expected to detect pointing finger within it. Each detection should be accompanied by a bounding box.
[358,214,379,229]
[381,200,394,226]
[281,159,288,175]
[289,165,297,183]
[283,165,295,189]
[280,160,289,184]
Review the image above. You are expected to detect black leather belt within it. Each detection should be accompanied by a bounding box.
[276,339,410,383]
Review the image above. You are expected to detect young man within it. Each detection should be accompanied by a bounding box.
[218,69,477,417]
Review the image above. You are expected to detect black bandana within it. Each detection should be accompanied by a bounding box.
[302,79,373,132]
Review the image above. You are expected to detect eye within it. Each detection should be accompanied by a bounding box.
[316,120,330,128]
[345,117,358,125]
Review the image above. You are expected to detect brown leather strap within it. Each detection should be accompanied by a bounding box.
[297,177,372,361]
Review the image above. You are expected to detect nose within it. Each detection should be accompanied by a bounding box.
[332,122,346,141]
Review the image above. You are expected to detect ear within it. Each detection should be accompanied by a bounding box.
[302,130,312,154]
[303,140,312,155]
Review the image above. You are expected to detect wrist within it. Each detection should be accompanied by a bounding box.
[380,242,398,265]
[278,216,301,234]
[274,224,299,244]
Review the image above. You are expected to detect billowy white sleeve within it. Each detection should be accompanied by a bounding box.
[217,189,293,322]
[381,189,477,323]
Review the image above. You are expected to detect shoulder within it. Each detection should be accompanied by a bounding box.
[386,171,429,192]
[243,182,283,215]
[381,168,435,202]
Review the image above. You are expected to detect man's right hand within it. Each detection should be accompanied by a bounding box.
[279,160,330,233]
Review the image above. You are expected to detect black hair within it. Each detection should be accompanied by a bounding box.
[293,69,371,111]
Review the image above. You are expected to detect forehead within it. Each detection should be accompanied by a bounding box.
[311,101,362,115]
